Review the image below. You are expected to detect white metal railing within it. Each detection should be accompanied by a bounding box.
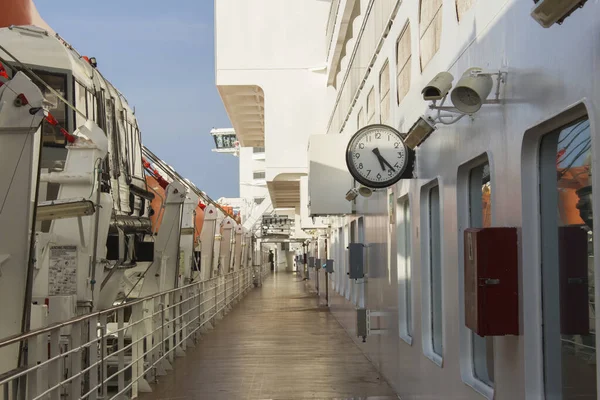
[325,0,341,58]
[326,0,400,135]
[0,264,270,400]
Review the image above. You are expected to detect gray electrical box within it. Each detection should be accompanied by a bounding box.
[325,259,334,273]
[348,243,365,279]
[315,258,321,269]
[356,308,368,341]
[308,256,315,268]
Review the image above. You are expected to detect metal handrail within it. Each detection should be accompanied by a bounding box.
[0,264,270,400]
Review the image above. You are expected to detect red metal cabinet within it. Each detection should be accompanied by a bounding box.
[464,227,519,336]
[559,226,589,335]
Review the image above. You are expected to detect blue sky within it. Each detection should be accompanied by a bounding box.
[36,0,239,199]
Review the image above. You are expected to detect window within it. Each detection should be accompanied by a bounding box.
[75,81,87,129]
[344,224,350,300]
[422,182,443,364]
[419,0,443,70]
[336,227,343,293]
[357,107,365,129]
[253,147,265,153]
[367,88,375,125]
[396,24,412,105]
[379,61,390,124]
[254,197,265,205]
[397,198,412,343]
[350,220,357,304]
[468,161,494,386]
[429,185,443,358]
[253,171,266,180]
[33,71,68,147]
[357,217,365,308]
[456,0,475,21]
[87,90,97,123]
[539,117,595,398]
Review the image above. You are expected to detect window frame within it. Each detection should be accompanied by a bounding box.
[253,171,266,180]
[420,178,444,366]
[520,102,595,398]
[539,116,595,398]
[379,60,390,124]
[419,0,443,70]
[457,153,495,398]
[367,87,376,125]
[456,0,476,21]
[396,22,412,105]
[397,195,413,345]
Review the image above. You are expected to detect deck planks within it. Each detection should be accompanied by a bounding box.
[141,272,397,400]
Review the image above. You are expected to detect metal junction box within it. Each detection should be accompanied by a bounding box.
[348,243,365,279]
[308,256,315,268]
[559,226,589,335]
[315,258,322,269]
[325,259,334,273]
[464,227,519,336]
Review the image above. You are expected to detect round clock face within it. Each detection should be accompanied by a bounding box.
[345,124,409,188]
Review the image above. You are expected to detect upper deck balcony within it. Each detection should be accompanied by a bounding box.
[215,0,331,210]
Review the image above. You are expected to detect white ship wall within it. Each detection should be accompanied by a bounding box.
[318,0,600,399]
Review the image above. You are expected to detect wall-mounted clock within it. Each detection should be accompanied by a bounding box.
[345,124,415,189]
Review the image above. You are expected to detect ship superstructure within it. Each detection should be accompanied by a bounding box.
[214,0,600,398]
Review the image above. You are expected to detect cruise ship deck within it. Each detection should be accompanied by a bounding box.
[140,272,397,400]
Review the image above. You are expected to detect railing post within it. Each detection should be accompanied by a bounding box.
[69,321,82,400]
[49,329,61,400]
[131,302,151,397]
[117,307,125,396]
[99,321,107,399]
[88,315,99,400]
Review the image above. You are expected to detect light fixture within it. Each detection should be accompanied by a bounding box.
[345,188,359,202]
[36,198,95,221]
[531,0,587,28]
[404,116,436,149]
[358,186,373,197]
[450,68,494,114]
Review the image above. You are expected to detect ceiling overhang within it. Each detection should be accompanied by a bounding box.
[216,85,264,147]
[267,174,304,209]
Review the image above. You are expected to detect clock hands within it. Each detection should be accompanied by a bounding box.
[371,148,386,171]
[372,148,396,173]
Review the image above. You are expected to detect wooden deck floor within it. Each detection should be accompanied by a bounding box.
[141,272,397,400]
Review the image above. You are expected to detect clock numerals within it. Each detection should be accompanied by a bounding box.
[347,125,409,188]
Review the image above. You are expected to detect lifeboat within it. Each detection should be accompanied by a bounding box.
[0,0,54,32]
[194,201,205,246]
[146,175,166,234]
[557,166,590,226]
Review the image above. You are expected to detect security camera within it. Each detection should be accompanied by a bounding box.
[450,67,493,114]
[358,186,373,197]
[422,72,454,101]
[345,188,359,202]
